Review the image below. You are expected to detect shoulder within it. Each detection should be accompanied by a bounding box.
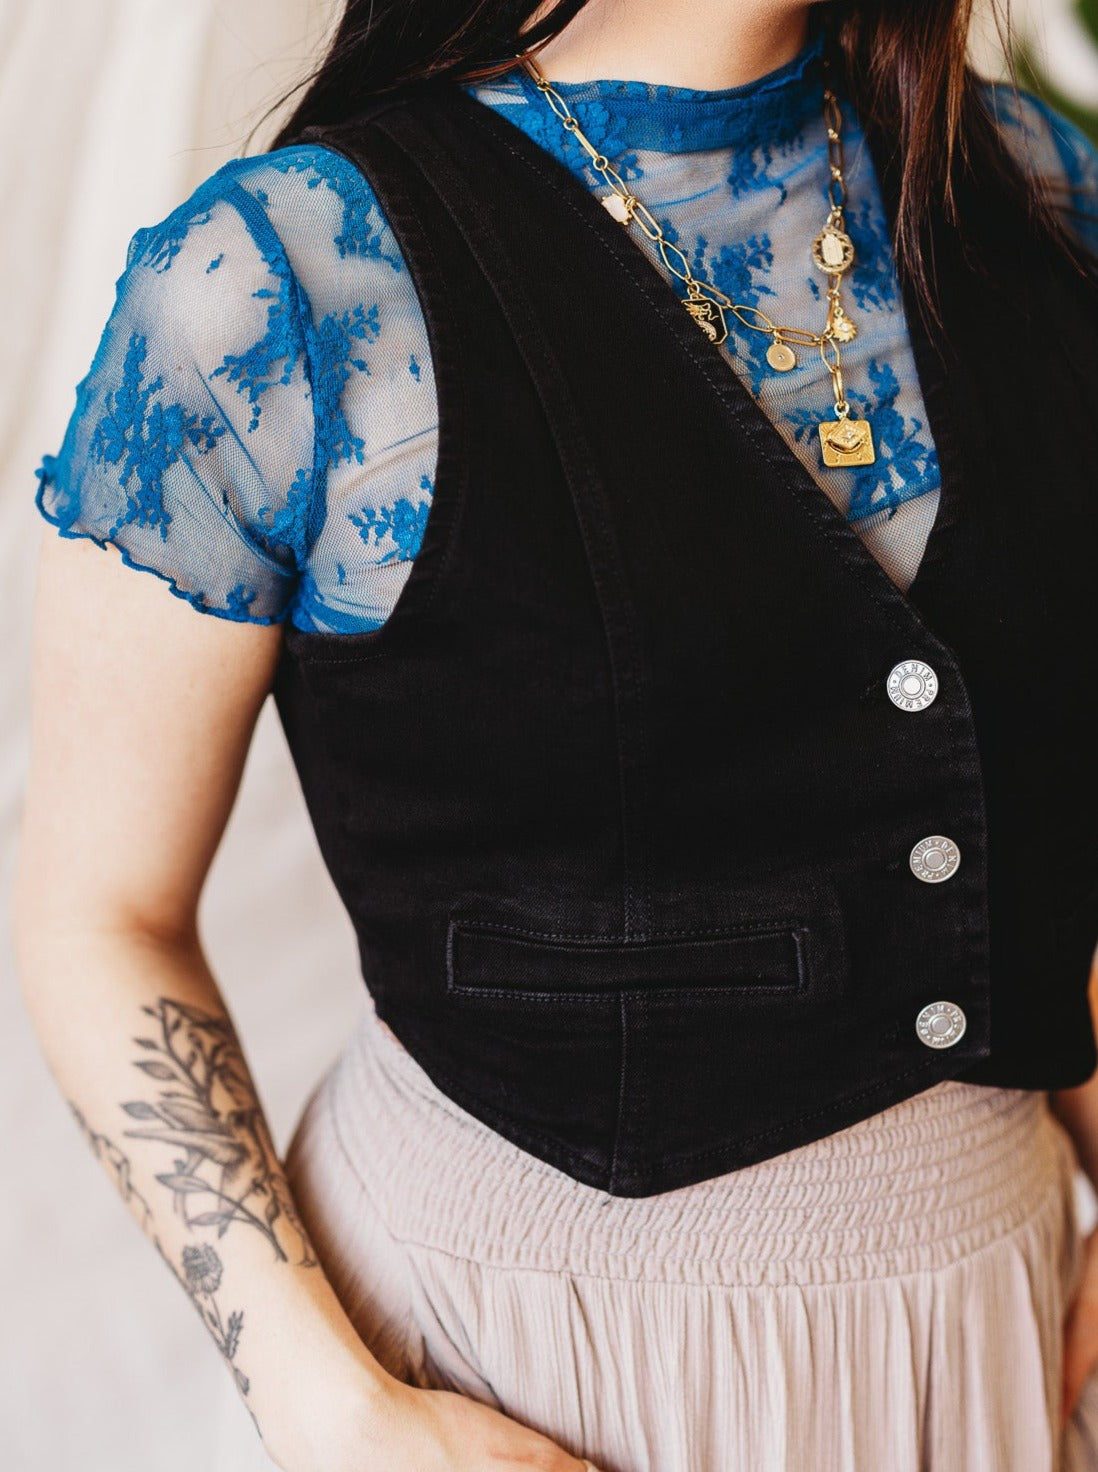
[979,79,1097,181]
[976,79,1098,249]
[122,143,409,296]
[103,141,423,438]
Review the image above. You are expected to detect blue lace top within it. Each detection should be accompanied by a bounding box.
[34,25,1098,632]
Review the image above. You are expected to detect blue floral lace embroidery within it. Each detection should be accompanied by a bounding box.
[91,333,226,539]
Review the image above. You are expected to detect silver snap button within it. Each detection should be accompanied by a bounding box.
[915,1000,967,1049]
[909,835,961,883]
[887,659,938,712]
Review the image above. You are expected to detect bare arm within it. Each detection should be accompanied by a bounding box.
[1048,957,1098,1190]
[11,527,399,1465]
[11,529,595,1472]
[1047,950,1098,1423]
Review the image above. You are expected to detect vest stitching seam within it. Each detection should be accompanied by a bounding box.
[373,107,656,942]
[629,989,650,1191]
[447,918,806,940]
[608,991,630,1189]
[447,986,803,1002]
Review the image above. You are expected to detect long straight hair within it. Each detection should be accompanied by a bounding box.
[269,0,1097,328]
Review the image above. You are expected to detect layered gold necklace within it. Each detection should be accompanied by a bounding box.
[516,42,877,468]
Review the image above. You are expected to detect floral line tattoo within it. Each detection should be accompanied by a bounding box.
[65,994,321,1448]
[121,997,316,1266]
[182,1243,246,1384]
[68,1101,257,1423]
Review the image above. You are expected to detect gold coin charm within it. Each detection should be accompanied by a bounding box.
[766,339,797,372]
[818,414,876,466]
[812,225,855,275]
[683,292,728,345]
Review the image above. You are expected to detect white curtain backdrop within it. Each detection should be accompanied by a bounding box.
[0,4,363,1470]
[0,2,1088,1470]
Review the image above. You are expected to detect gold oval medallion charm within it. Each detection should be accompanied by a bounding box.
[812,225,855,275]
[766,340,797,372]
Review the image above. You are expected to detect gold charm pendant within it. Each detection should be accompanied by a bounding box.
[828,306,857,343]
[812,224,855,275]
[683,291,728,345]
[601,192,637,225]
[819,414,876,467]
[518,45,878,442]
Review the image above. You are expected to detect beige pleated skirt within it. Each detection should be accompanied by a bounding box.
[280,992,1098,1472]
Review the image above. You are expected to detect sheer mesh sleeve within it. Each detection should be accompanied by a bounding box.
[984,82,1098,257]
[34,164,319,623]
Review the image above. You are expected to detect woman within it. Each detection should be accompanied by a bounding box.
[14,0,1098,1467]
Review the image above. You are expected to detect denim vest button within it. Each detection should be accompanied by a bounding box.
[909,835,961,882]
[916,1000,968,1048]
[887,659,939,711]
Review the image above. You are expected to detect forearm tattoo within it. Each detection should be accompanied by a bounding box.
[121,998,316,1266]
[68,1100,259,1430]
[67,995,320,1442]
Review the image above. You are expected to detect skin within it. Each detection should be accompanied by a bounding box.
[524,0,821,87]
[12,0,1098,1465]
[1048,961,1098,1427]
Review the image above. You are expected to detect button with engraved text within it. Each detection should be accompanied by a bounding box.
[909,835,961,883]
[887,659,938,712]
[916,1000,967,1049]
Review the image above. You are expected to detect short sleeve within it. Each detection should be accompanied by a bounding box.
[982,81,1098,258]
[34,164,317,623]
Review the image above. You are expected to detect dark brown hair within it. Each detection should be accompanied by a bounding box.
[268,0,1098,329]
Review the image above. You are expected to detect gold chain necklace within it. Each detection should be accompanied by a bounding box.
[516,45,876,468]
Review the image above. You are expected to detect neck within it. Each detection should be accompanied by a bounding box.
[520,0,816,91]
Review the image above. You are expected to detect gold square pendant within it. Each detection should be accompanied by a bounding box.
[818,416,876,467]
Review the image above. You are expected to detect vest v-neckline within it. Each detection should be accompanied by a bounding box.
[448,78,964,624]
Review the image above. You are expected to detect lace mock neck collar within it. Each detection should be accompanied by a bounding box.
[465,16,827,155]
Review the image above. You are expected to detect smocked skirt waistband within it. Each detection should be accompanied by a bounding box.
[320,994,1079,1288]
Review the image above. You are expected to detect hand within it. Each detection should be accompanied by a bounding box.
[1062,1223,1098,1426]
[277,1361,605,1472]
[370,1380,603,1471]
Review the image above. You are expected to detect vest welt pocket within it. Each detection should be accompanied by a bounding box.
[446,920,811,999]
[440,890,848,1190]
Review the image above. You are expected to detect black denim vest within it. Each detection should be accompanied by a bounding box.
[273,79,1098,1195]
